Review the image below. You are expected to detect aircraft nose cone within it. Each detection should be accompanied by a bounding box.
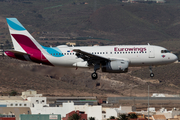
[172,54,178,62]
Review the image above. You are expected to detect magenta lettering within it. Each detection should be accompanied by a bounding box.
[114,47,147,52]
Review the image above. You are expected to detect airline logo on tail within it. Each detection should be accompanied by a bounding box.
[6,18,53,65]
[7,18,26,31]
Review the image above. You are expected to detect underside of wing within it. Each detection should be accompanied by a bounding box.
[73,49,110,65]
[73,49,129,73]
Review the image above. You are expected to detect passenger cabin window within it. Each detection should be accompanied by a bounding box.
[161,50,170,53]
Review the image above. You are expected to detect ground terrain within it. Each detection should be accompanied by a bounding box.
[0,0,180,98]
[0,0,180,50]
[0,56,180,98]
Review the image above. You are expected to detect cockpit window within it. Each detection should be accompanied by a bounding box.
[161,50,171,53]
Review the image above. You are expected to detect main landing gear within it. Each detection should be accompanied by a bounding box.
[91,72,98,80]
[149,66,154,78]
[91,64,100,80]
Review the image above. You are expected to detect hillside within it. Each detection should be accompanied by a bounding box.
[0,0,180,50]
[0,56,180,97]
[0,0,180,97]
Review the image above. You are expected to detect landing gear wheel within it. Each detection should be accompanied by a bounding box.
[150,73,154,78]
[91,72,98,80]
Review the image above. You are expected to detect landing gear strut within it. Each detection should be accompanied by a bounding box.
[149,66,154,78]
[91,63,100,80]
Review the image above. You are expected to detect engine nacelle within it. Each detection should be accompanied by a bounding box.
[101,60,129,73]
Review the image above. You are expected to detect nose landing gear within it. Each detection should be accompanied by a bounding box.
[149,66,154,78]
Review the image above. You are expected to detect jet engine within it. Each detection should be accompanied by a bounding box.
[101,60,129,73]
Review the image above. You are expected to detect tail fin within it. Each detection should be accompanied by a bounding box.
[6,18,53,65]
[6,18,42,53]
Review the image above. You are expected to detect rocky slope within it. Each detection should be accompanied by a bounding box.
[0,56,179,97]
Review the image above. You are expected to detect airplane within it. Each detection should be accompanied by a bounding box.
[4,18,178,80]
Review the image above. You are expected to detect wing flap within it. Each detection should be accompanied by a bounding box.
[5,50,29,56]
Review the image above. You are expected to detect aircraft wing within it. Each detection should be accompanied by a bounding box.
[73,49,110,63]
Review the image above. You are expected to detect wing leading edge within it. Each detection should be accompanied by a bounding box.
[73,49,130,79]
[73,49,109,62]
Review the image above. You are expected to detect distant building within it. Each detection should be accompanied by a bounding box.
[148,107,156,112]
[0,90,102,120]
[151,93,180,97]
[123,0,165,3]
[156,108,172,119]
[30,101,102,120]
[152,115,166,120]
[104,106,135,119]
[20,114,61,120]
[66,42,76,46]
[172,110,180,118]
[54,97,97,106]
[63,110,87,120]
[168,118,179,120]
[156,108,180,119]
[0,115,16,120]
[22,89,43,99]
[174,115,180,120]
[156,0,165,3]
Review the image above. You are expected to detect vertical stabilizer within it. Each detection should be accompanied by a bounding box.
[6,18,52,65]
[6,18,42,53]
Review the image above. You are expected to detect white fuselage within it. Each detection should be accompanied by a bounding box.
[42,45,177,68]
[5,18,178,79]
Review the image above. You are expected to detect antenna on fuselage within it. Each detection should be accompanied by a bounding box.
[148,43,150,46]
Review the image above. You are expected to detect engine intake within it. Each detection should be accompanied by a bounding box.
[101,60,129,73]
